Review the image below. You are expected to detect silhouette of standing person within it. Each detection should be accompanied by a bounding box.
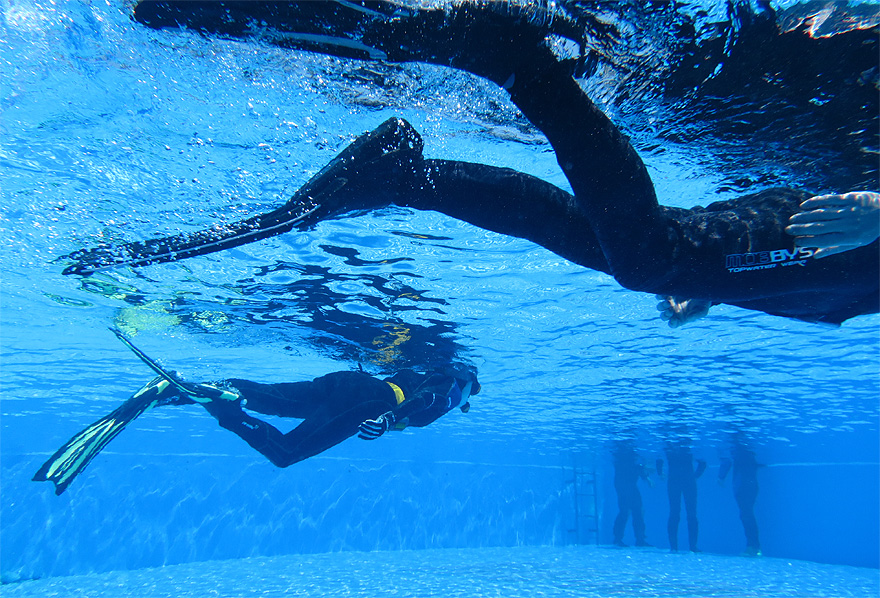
[719,442,764,556]
[657,442,706,552]
[612,441,652,547]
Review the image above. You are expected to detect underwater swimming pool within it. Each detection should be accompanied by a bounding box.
[2,0,878,596]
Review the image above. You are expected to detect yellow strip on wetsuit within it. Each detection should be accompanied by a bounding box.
[386,382,406,405]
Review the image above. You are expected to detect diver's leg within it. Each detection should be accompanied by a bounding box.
[411,160,611,274]
[368,3,671,288]
[683,480,700,551]
[667,484,681,551]
[632,489,648,546]
[204,396,393,467]
[612,487,630,545]
[206,370,400,466]
[736,483,761,553]
[502,62,674,292]
[368,4,679,291]
[226,379,321,420]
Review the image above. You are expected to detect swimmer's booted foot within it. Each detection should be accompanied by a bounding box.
[62,117,423,275]
[132,1,584,87]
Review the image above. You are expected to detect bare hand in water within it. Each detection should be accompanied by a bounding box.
[786,191,880,259]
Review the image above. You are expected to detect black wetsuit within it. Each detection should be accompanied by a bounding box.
[612,444,649,546]
[719,447,762,553]
[70,1,878,325]
[204,370,463,467]
[658,447,706,552]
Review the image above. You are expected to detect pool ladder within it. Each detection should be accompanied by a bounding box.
[567,466,600,545]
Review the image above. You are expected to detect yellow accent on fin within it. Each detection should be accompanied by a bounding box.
[386,381,405,405]
[45,418,118,479]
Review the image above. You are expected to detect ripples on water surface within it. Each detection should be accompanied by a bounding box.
[2,0,878,591]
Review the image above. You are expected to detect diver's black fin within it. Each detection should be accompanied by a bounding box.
[32,377,171,495]
[61,117,422,276]
[61,203,321,276]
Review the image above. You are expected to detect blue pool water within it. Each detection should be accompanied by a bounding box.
[2,1,878,596]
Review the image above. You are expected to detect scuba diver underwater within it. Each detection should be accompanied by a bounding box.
[34,329,479,495]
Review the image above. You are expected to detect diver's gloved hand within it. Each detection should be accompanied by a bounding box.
[786,191,880,258]
[656,296,712,328]
[358,411,397,440]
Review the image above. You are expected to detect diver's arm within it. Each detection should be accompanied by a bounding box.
[394,391,451,428]
[358,391,435,438]
[359,379,458,438]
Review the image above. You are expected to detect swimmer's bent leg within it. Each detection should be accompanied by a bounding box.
[133,1,659,286]
[212,371,399,467]
[410,160,611,274]
[204,397,393,467]
[503,61,675,290]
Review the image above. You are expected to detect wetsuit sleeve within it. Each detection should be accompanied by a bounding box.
[383,370,452,428]
[393,392,448,428]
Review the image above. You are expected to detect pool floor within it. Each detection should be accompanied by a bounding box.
[4,545,878,598]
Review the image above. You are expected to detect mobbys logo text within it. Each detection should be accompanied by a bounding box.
[726,247,815,273]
